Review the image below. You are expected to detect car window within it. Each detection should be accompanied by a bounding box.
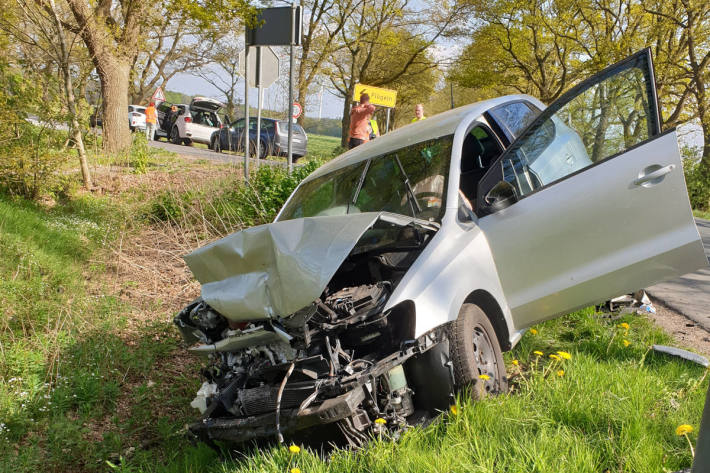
[354,137,452,220]
[460,126,503,207]
[495,59,655,198]
[278,162,367,220]
[278,135,453,221]
[488,101,539,140]
[262,120,274,132]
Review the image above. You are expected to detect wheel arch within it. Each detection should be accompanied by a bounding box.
[463,289,512,352]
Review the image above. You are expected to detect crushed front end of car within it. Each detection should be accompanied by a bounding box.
[174,212,455,447]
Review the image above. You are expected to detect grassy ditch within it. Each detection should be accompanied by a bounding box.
[143,308,707,473]
[0,152,707,473]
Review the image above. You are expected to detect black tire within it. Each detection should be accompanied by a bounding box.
[170,126,181,145]
[448,303,507,399]
[258,140,267,159]
[214,137,222,153]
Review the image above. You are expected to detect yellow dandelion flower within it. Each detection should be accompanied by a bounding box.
[549,354,561,361]
[479,374,491,380]
[533,351,544,356]
[530,328,538,335]
[557,370,565,377]
[556,351,572,360]
[289,445,301,454]
[374,418,387,425]
[618,322,630,330]
[450,405,459,415]
[512,359,519,366]
[291,469,301,473]
[623,339,631,347]
[676,424,694,436]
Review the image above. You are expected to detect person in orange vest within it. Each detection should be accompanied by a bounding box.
[349,93,376,149]
[411,103,426,123]
[145,102,159,141]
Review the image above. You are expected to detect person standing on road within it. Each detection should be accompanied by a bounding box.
[145,102,158,141]
[411,103,426,123]
[349,93,376,149]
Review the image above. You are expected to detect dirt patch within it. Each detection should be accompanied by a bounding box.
[648,297,710,358]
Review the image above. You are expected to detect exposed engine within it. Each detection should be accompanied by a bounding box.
[175,219,452,447]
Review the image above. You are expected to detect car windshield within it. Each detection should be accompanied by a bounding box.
[278,135,453,221]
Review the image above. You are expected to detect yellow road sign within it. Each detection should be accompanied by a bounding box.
[353,83,397,108]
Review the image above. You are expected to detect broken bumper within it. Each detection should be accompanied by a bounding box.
[189,386,366,443]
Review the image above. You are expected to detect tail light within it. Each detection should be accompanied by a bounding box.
[219,124,224,129]
[184,116,192,123]
[275,121,282,135]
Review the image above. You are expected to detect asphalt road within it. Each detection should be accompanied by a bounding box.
[648,218,710,330]
[148,139,292,168]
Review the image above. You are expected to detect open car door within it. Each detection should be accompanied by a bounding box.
[475,49,707,329]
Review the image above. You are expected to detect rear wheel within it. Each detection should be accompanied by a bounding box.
[214,137,222,153]
[170,126,181,145]
[448,303,507,399]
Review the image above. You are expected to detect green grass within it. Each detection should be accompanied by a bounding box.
[306,133,342,161]
[693,209,710,220]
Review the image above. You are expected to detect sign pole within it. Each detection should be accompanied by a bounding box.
[287,2,296,173]
[255,46,262,167]
[243,38,250,182]
[386,108,390,134]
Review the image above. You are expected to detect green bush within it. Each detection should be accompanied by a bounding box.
[683,158,710,211]
[146,160,322,236]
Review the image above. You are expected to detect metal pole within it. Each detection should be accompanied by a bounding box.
[318,83,324,120]
[256,46,262,167]
[243,39,250,182]
[287,2,296,173]
[692,382,710,472]
[386,108,390,134]
[450,82,455,109]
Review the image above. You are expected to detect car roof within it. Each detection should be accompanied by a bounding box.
[304,94,544,183]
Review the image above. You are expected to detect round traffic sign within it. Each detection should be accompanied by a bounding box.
[292,102,302,119]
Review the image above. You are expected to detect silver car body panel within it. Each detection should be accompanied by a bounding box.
[196,90,704,349]
[478,130,706,328]
[184,212,382,321]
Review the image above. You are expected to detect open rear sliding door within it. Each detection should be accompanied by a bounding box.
[475,49,707,328]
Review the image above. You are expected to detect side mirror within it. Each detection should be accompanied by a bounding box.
[484,180,518,211]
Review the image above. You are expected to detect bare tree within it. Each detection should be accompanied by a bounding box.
[198,32,242,119]
[327,0,466,145]
[2,0,92,188]
[130,8,217,104]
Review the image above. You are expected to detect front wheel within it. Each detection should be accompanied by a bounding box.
[448,303,507,399]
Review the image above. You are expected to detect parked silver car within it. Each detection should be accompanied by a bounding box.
[175,50,707,446]
[156,97,224,145]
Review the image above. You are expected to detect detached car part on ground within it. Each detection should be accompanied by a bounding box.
[174,50,708,447]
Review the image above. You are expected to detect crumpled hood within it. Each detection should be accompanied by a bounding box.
[184,212,383,321]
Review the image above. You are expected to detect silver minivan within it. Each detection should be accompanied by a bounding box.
[175,50,707,446]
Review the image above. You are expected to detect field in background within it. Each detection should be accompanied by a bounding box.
[0,146,707,473]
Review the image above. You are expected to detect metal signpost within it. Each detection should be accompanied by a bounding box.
[239,47,279,167]
[243,40,250,181]
[246,5,302,173]
[352,83,397,133]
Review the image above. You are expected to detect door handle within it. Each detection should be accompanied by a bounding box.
[634,164,675,186]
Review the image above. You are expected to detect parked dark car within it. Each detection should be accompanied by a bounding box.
[209,117,308,160]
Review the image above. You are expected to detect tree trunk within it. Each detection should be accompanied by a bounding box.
[98,60,132,153]
[297,84,308,127]
[48,0,93,189]
[340,83,356,148]
[340,95,351,148]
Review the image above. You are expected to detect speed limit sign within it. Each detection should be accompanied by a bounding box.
[292,102,302,119]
